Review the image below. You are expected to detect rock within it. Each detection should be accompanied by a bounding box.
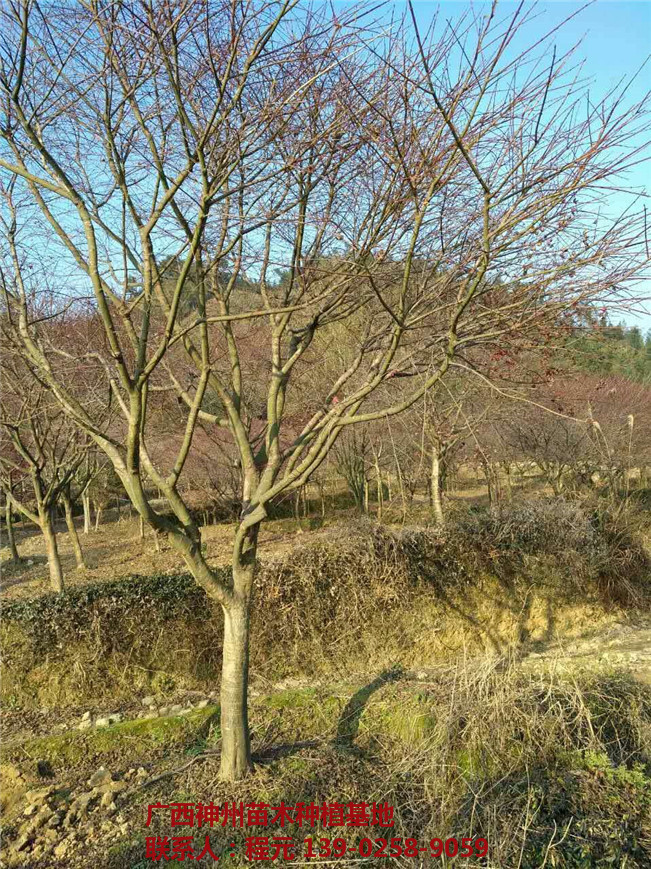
[106,802,117,815]
[95,717,110,728]
[158,706,169,716]
[15,832,32,851]
[169,704,183,715]
[88,767,112,789]
[142,711,159,720]
[78,719,93,731]
[47,813,62,828]
[54,840,71,860]
[180,707,193,715]
[23,805,38,817]
[27,559,34,566]
[72,791,98,819]
[107,713,122,725]
[25,786,54,805]
[196,699,209,709]
[33,807,53,829]
[81,711,92,721]
[142,695,155,707]
[103,780,126,795]
[44,829,58,843]
[100,791,114,809]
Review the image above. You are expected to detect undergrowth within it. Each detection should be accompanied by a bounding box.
[2,501,649,708]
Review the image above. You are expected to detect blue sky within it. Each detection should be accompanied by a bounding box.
[338,0,651,333]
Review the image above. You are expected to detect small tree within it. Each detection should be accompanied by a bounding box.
[0,374,87,591]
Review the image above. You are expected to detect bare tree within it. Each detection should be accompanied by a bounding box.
[1,0,649,778]
[0,372,88,591]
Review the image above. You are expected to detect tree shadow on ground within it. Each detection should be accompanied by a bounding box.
[334,666,403,749]
[251,667,404,766]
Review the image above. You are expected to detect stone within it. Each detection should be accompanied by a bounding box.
[23,805,38,817]
[74,791,98,818]
[95,717,110,728]
[100,791,114,808]
[33,807,52,829]
[54,840,71,860]
[180,707,193,715]
[78,719,93,731]
[25,786,54,805]
[142,695,155,707]
[169,704,183,715]
[143,711,159,720]
[158,706,169,716]
[88,767,112,788]
[196,699,209,709]
[15,832,32,851]
[47,813,62,828]
[81,711,92,721]
[107,713,122,725]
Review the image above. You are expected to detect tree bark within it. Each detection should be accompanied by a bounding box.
[62,491,86,569]
[42,508,64,593]
[431,446,445,526]
[220,524,258,781]
[5,498,20,561]
[94,503,102,531]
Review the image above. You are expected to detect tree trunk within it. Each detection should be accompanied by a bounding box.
[94,503,102,531]
[42,509,64,593]
[5,498,20,561]
[82,490,91,534]
[431,446,445,526]
[140,515,145,540]
[62,492,86,569]
[503,463,513,502]
[220,525,258,781]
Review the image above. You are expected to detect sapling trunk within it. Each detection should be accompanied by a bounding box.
[82,490,91,533]
[62,491,86,569]
[431,446,444,526]
[5,498,20,561]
